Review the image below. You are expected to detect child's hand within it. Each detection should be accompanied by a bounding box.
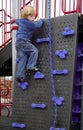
[40,19,44,23]
[10,19,16,24]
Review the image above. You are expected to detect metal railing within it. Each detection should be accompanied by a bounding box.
[62,0,82,14]
[0,0,82,49]
[0,0,12,48]
[0,77,12,116]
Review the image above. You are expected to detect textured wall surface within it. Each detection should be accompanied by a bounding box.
[0,14,78,130]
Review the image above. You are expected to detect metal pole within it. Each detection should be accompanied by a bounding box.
[12,0,20,97]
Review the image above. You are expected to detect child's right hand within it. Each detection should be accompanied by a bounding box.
[40,19,44,23]
[10,19,16,24]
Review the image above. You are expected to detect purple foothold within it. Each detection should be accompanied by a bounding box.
[55,49,68,59]
[55,50,60,56]
[12,122,26,128]
[50,127,65,130]
[36,39,41,43]
[63,49,68,54]
[52,69,68,75]
[52,96,64,105]
[32,103,46,109]
[59,54,65,59]
[60,128,66,130]
[63,69,68,74]
[65,27,70,31]
[12,122,17,127]
[33,71,45,79]
[36,37,50,43]
[19,124,26,128]
[49,127,57,130]
[62,27,75,36]
[18,82,29,90]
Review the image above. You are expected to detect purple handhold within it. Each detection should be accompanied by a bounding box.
[36,37,50,43]
[18,82,29,90]
[50,127,66,130]
[33,71,45,79]
[52,69,68,75]
[52,96,64,105]
[12,122,26,128]
[62,26,75,36]
[63,49,68,54]
[59,54,65,59]
[55,50,60,55]
[50,127,59,130]
[31,103,46,109]
[65,27,70,31]
[55,49,68,59]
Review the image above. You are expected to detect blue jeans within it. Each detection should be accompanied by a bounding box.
[16,39,38,78]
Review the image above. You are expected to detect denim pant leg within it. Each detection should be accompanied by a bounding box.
[16,50,27,78]
[25,41,38,70]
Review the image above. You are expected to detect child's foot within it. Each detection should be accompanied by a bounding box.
[34,67,40,71]
[27,67,40,72]
[17,77,25,83]
[17,77,29,90]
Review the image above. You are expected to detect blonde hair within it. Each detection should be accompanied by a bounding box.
[21,6,36,18]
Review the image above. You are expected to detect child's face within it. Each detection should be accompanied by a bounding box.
[27,15,35,21]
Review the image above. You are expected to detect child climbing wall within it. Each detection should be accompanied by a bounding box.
[11,5,44,89]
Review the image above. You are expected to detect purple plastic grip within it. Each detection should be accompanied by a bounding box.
[50,127,66,130]
[36,37,50,43]
[62,26,75,36]
[52,96,64,105]
[18,82,29,90]
[32,103,46,109]
[52,69,68,75]
[55,49,68,59]
[33,71,45,79]
[12,122,26,128]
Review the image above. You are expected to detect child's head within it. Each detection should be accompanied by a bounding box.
[21,6,36,21]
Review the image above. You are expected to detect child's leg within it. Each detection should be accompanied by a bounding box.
[16,50,27,79]
[26,42,38,70]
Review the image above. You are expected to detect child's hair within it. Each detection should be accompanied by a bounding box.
[21,6,36,18]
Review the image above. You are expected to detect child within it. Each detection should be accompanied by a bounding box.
[11,6,44,83]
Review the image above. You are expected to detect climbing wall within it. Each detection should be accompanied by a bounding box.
[12,14,78,130]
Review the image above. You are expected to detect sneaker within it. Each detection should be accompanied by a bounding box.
[34,67,40,71]
[17,77,25,83]
[27,67,40,72]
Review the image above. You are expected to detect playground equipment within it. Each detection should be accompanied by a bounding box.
[11,13,79,130]
[0,0,83,130]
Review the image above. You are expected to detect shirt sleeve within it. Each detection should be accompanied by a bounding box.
[34,19,44,28]
[10,19,16,24]
[16,19,20,25]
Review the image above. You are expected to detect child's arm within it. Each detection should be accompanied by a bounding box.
[10,19,19,31]
[34,19,44,28]
[10,19,20,25]
[10,19,16,24]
